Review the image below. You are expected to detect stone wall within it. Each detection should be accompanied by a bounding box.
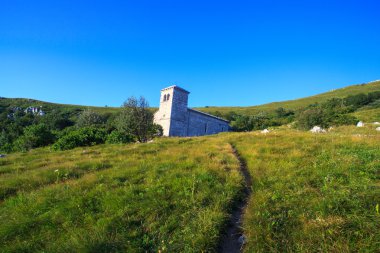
[187,109,229,136]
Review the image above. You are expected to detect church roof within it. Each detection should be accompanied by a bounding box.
[161,85,190,94]
[188,108,229,123]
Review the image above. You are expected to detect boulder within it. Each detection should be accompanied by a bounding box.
[310,126,326,133]
[238,235,246,245]
[376,127,380,132]
[373,122,380,125]
[357,121,364,127]
[261,129,270,134]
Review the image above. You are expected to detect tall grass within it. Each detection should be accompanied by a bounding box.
[229,126,380,252]
[1,126,379,252]
[0,138,243,252]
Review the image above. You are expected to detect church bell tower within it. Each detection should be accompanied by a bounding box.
[154,85,190,136]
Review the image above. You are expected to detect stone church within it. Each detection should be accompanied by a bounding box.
[154,85,230,137]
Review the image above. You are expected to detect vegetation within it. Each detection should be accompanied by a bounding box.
[0,137,242,252]
[0,80,379,251]
[196,80,380,116]
[52,127,108,151]
[0,125,379,252]
[0,96,160,153]
[228,126,380,252]
[115,96,161,143]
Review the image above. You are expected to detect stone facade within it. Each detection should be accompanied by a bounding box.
[154,85,230,137]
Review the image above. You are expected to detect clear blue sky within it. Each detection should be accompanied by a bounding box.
[1,0,379,107]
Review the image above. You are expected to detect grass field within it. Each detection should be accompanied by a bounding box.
[0,137,243,252]
[1,125,379,252]
[228,126,380,252]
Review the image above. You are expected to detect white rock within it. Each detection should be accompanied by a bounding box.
[373,122,380,125]
[238,235,246,245]
[376,127,380,131]
[261,129,270,134]
[310,126,326,133]
[357,121,364,127]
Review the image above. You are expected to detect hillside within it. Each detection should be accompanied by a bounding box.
[1,126,379,252]
[196,80,380,117]
[0,97,122,115]
[2,80,380,119]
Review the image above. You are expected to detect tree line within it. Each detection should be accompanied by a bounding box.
[209,91,380,131]
[0,97,162,153]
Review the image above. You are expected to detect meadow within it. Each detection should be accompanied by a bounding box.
[228,125,380,252]
[0,125,379,252]
[0,137,243,252]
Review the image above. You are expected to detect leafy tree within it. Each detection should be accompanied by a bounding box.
[344,93,369,108]
[14,124,55,151]
[76,109,104,128]
[0,130,13,153]
[231,115,251,131]
[116,96,159,142]
[40,110,74,130]
[296,108,325,130]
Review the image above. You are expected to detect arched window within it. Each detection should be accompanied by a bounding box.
[163,94,167,101]
[166,94,170,100]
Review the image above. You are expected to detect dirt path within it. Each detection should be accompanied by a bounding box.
[219,143,252,253]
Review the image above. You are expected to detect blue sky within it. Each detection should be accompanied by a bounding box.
[1,0,379,107]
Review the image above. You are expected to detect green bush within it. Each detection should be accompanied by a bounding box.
[106,130,134,144]
[52,127,107,151]
[14,124,55,151]
[296,108,325,130]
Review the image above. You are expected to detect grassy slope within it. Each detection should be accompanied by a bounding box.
[228,125,380,252]
[0,137,242,252]
[1,126,379,252]
[195,80,380,117]
[0,97,122,114]
[2,80,380,119]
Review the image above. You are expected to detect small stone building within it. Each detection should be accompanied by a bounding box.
[154,85,230,137]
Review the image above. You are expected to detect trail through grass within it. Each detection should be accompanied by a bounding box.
[1,126,379,252]
[229,126,380,252]
[0,138,243,252]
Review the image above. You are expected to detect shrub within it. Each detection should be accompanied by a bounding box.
[106,130,134,144]
[52,127,107,151]
[76,110,105,128]
[14,124,55,151]
[296,108,325,130]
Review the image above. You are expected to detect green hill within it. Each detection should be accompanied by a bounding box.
[0,97,122,115]
[195,80,380,116]
[2,80,380,121]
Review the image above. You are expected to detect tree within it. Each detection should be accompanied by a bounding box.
[76,109,104,128]
[116,96,160,142]
[14,124,55,151]
[296,108,325,130]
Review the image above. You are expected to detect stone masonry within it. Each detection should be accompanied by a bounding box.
[154,85,230,137]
